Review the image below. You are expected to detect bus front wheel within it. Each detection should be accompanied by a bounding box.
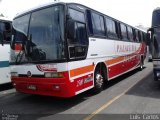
[93,67,104,93]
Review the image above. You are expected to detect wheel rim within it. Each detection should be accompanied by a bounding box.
[95,73,103,88]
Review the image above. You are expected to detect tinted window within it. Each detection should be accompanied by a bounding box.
[138,31,141,42]
[69,8,85,22]
[68,9,88,59]
[120,24,128,41]
[152,9,160,27]
[12,5,66,64]
[86,10,93,35]
[13,14,30,43]
[69,22,88,58]
[143,32,146,43]
[127,26,134,41]
[132,29,135,41]
[68,22,88,58]
[76,22,88,45]
[91,12,105,36]
[0,21,11,43]
[0,22,5,31]
[29,6,65,61]
[106,18,118,39]
[135,30,139,42]
[140,32,143,42]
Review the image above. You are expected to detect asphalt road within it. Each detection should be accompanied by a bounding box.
[0,62,159,120]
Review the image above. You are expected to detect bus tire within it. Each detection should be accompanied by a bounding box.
[93,66,104,93]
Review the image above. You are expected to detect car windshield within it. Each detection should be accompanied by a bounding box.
[11,5,66,63]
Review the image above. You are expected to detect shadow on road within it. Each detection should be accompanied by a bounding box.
[126,71,160,99]
[103,67,145,90]
[0,83,13,91]
[0,91,90,120]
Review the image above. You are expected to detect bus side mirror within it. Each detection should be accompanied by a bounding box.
[0,32,4,46]
[67,19,76,41]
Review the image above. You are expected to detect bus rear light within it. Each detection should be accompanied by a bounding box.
[44,72,64,78]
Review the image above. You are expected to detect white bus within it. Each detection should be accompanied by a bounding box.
[10,2,147,97]
[0,17,12,85]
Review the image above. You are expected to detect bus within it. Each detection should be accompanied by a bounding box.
[148,8,160,81]
[0,17,12,85]
[10,2,147,97]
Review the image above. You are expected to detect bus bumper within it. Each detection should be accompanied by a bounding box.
[11,76,75,98]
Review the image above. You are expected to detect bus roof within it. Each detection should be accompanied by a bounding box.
[14,1,66,19]
[13,2,146,33]
[154,7,160,11]
[152,7,160,27]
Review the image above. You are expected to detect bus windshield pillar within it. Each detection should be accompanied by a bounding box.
[0,32,4,46]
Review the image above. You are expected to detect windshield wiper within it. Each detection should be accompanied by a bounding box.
[15,34,32,64]
[15,46,25,64]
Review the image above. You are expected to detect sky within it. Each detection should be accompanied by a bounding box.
[0,0,160,27]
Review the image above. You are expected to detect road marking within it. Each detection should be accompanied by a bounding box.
[83,77,143,120]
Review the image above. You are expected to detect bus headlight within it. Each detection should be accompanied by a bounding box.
[11,72,18,77]
[44,72,64,78]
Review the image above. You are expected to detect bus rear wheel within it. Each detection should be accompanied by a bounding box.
[93,67,104,93]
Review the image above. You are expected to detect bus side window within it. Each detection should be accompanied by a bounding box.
[140,32,144,42]
[143,32,147,44]
[91,12,105,37]
[86,10,93,35]
[127,26,134,42]
[105,17,118,39]
[68,8,87,44]
[67,8,88,59]
[134,30,139,42]
[138,31,141,42]
[120,23,128,41]
[75,22,88,45]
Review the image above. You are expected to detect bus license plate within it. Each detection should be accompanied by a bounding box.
[27,85,36,90]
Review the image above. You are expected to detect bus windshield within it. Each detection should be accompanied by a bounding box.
[11,5,66,64]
